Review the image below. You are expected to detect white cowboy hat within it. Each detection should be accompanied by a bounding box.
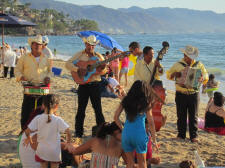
[82,35,99,46]
[28,35,43,46]
[42,36,49,44]
[180,45,199,59]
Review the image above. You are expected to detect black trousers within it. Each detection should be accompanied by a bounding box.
[75,82,105,137]
[4,66,14,78]
[21,94,43,130]
[175,92,199,139]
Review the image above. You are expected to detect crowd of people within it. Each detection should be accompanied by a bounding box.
[0,34,224,168]
[0,36,56,79]
[0,43,23,78]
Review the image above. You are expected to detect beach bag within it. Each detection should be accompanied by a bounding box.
[187,117,205,130]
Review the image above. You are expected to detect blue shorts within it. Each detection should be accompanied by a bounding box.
[120,67,128,74]
[122,130,149,153]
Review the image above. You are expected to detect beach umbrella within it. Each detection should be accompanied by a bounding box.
[77,30,124,51]
[0,13,36,63]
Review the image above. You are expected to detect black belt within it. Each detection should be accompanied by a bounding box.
[176,91,198,95]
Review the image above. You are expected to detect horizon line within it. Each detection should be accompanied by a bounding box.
[55,0,225,14]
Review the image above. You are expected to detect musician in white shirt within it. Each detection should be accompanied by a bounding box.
[134,46,164,83]
[42,36,54,69]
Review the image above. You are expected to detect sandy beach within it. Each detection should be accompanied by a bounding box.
[0,59,225,168]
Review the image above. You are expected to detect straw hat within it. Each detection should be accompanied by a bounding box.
[5,43,11,49]
[180,45,199,59]
[28,35,43,46]
[82,35,99,45]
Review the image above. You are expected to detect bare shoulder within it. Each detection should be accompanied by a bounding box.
[90,137,100,145]
[110,136,121,147]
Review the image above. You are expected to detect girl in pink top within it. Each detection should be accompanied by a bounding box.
[109,48,120,81]
[119,56,129,87]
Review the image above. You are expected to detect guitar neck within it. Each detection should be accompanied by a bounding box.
[149,58,160,85]
[149,42,169,85]
[92,52,129,68]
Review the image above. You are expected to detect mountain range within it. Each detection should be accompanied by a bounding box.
[19,0,225,34]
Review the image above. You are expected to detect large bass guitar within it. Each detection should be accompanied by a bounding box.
[71,51,130,85]
[150,41,169,132]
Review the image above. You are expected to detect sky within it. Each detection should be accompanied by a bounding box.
[58,0,225,14]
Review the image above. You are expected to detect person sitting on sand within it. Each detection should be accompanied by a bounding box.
[66,122,126,168]
[100,76,118,98]
[108,72,126,98]
[24,94,71,168]
[205,92,225,135]
[100,72,126,99]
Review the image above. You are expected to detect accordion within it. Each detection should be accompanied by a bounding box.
[176,66,202,90]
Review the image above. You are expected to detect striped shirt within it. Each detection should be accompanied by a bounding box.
[90,152,119,168]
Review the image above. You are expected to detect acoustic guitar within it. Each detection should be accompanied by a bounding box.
[150,41,169,132]
[71,51,130,84]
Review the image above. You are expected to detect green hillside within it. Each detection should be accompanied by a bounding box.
[0,0,100,35]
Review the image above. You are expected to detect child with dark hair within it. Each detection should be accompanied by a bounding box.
[66,121,125,168]
[114,80,158,168]
[203,73,219,103]
[96,121,122,139]
[24,94,71,168]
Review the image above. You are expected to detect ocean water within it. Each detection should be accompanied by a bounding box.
[4,33,225,102]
